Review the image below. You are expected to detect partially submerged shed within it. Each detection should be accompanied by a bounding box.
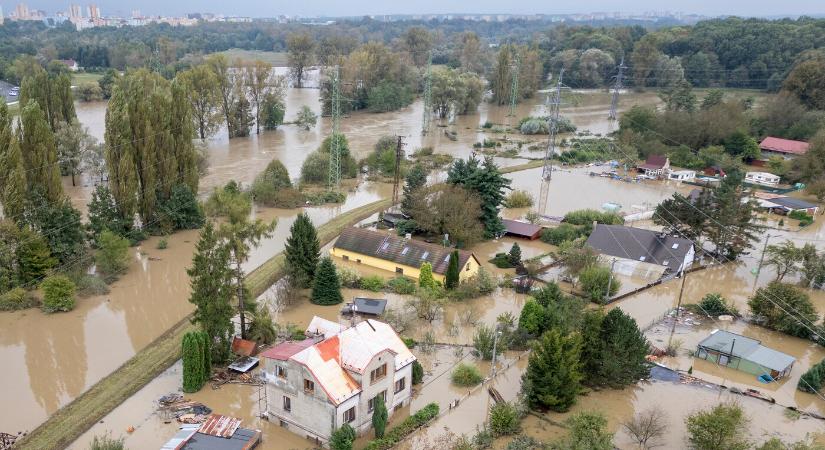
[341,297,387,316]
[161,414,261,450]
[501,219,544,240]
[696,329,795,380]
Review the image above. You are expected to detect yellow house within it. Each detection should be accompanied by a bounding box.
[330,227,480,282]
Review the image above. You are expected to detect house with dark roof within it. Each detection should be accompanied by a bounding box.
[759,137,809,160]
[261,317,416,444]
[585,224,695,276]
[331,227,480,282]
[696,329,795,380]
[501,219,544,240]
[758,196,819,216]
[637,154,670,177]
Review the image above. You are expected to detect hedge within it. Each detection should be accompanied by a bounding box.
[363,403,440,450]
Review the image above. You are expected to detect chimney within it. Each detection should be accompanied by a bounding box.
[405,233,412,240]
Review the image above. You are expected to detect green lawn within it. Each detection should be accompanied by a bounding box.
[215,49,289,67]
[71,72,103,85]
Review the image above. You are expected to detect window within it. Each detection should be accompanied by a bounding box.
[663,260,670,266]
[639,256,646,261]
[343,255,349,261]
[276,366,287,379]
[343,407,355,423]
[401,247,409,255]
[394,377,406,394]
[395,267,403,274]
[444,255,450,262]
[370,363,388,384]
[368,391,387,412]
[380,241,390,251]
[671,243,679,249]
[421,251,429,259]
[304,379,315,393]
[283,396,291,412]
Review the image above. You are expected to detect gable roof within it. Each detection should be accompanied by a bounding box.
[639,154,668,170]
[586,224,693,268]
[333,227,476,274]
[759,137,809,156]
[259,338,319,361]
[698,329,795,372]
[271,317,417,406]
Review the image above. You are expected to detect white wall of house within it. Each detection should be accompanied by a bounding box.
[350,349,398,434]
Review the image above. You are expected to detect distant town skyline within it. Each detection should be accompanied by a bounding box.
[1,0,824,19]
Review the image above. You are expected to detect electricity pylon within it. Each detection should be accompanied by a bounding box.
[328,65,342,190]
[538,69,564,216]
[508,53,520,117]
[421,52,433,135]
[608,57,626,121]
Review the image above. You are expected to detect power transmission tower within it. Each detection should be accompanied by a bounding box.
[538,69,564,216]
[608,57,626,121]
[421,52,433,135]
[508,53,520,117]
[391,136,405,208]
[328,65,342,190]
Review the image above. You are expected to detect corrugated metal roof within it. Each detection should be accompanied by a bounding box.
[198,414,241,438]
[697,330,795,372]
[767,197,818,210]
[333,227,475,274]
[259,339,317,361]
[161,427,198,450]
[231,337,257,356]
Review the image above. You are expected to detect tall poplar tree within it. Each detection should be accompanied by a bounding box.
[19,101,63,205]
[188,222,235,363]
[245,60,275,135]
[0,103,26,221]
[284,213,320,288]
[206,54,235,138]
[19,69,76,131]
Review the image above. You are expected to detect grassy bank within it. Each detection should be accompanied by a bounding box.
[16,197,391,450]
[215,49,289,67]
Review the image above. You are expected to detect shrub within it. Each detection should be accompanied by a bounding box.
[579,265,620,303]
[489,252,515,269]
[798,358,825,393]
[360,275,385,292]
[506,435,543,450]
[337,267,362,289]
[304,190,346,205]
[474,324,504,360]
[563,209,624,226]
[41,275,76,313]
[789,210,814,226]
[489,402,521,437]
[68,272,110,297]
[697,293,737,316]
[96,230,131,280]
[157,238,168,250]
[402,337,416,348]
[155,184,204,232]
[482,121,493,129]
[330,423,356,450]
[88,433,125,450]
[251,160,299,207]
[412,360,424,384]
[451,362,483,386]
[505,190,534,208]
[387,276,416,294]
[0,287,36,311]
[363,403,439,450]
[541,223,586,245]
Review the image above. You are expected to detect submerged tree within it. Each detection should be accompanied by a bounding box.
[284,213,321,288]
[522,329,582,412]
[311,257,343,305]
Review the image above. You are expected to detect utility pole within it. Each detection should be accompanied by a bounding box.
[605,258,617,303]
[608,57,626,121]
[490,329,502,378]
[667,268,689,351]
[328,65,342,191]
[508,53,520,117]
[421,52,433,135]
[391,136,405,208]
[752,234,774,294]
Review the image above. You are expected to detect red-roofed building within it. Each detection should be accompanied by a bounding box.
[261,317,416,445]
[759,137,809,160]
[501,219,544,240]
[637,154,670,177]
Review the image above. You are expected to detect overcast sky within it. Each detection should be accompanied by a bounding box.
[3,0,824,18]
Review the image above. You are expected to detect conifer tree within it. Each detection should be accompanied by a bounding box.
[372,396,388,438]
[419,262,435,290]
[188,222,235,363]
[311,257,343,305]
[445,250,460,290]
[17,227,57,284]
[197,330,212,378]
[182,331,205,392]
[509,242,522,266]
[447,156,510,238]
[22,190,84,265]
[401,163,427,215]
[586,308,650,387]
[284,213,320,288]
[19,101,63,205]
[522,329,582,412]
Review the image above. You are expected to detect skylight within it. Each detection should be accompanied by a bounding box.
[401,247,409,255]
[421,251,429,259]
[671,243,679,249]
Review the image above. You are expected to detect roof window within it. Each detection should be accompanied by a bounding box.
[421,251,429,259]
[639,256,646,261]
[401,247,409,255]
[671,243,679,249]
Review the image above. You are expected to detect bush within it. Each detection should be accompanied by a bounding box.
[0,287,36,311]
[518,116,576,134]
[251,160,299,207]
[482,121,493,129]
[41,275,77,313]
[76,82,103,102]
[203,181,251,222]
[451,362,483,386]
[330,423,357,450]
[798,358,825,393]
[489,402,521,437]
[363,403,439,450]
[360,275,385,292]
[697,293,736,316]
[579,265,620,303]
[489,252,515,269]
[412,360,424,384]
[88,433,125,450]
[506,435,543,450]
[304,190,346,205]
[68,272,110,297]
[387,276,416,294]
[337,267,362,289]
[155,184,204,232]
[563,209,624,226]
[541,223,586,245]
[448,268,496,300]
[505,190,534,208]
[402,337,416,348]
[157,238,168,250]
[474,324,504,360]
[789,210,814,226]
[96,230,131,280]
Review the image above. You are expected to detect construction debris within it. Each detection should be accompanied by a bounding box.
[210,369,263,390]
[198,414,242,438]
[157,394,212,423]
[1,432,19,450]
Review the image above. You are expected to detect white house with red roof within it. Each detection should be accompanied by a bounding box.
[259,317,416,444]
[759,136,809,160]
